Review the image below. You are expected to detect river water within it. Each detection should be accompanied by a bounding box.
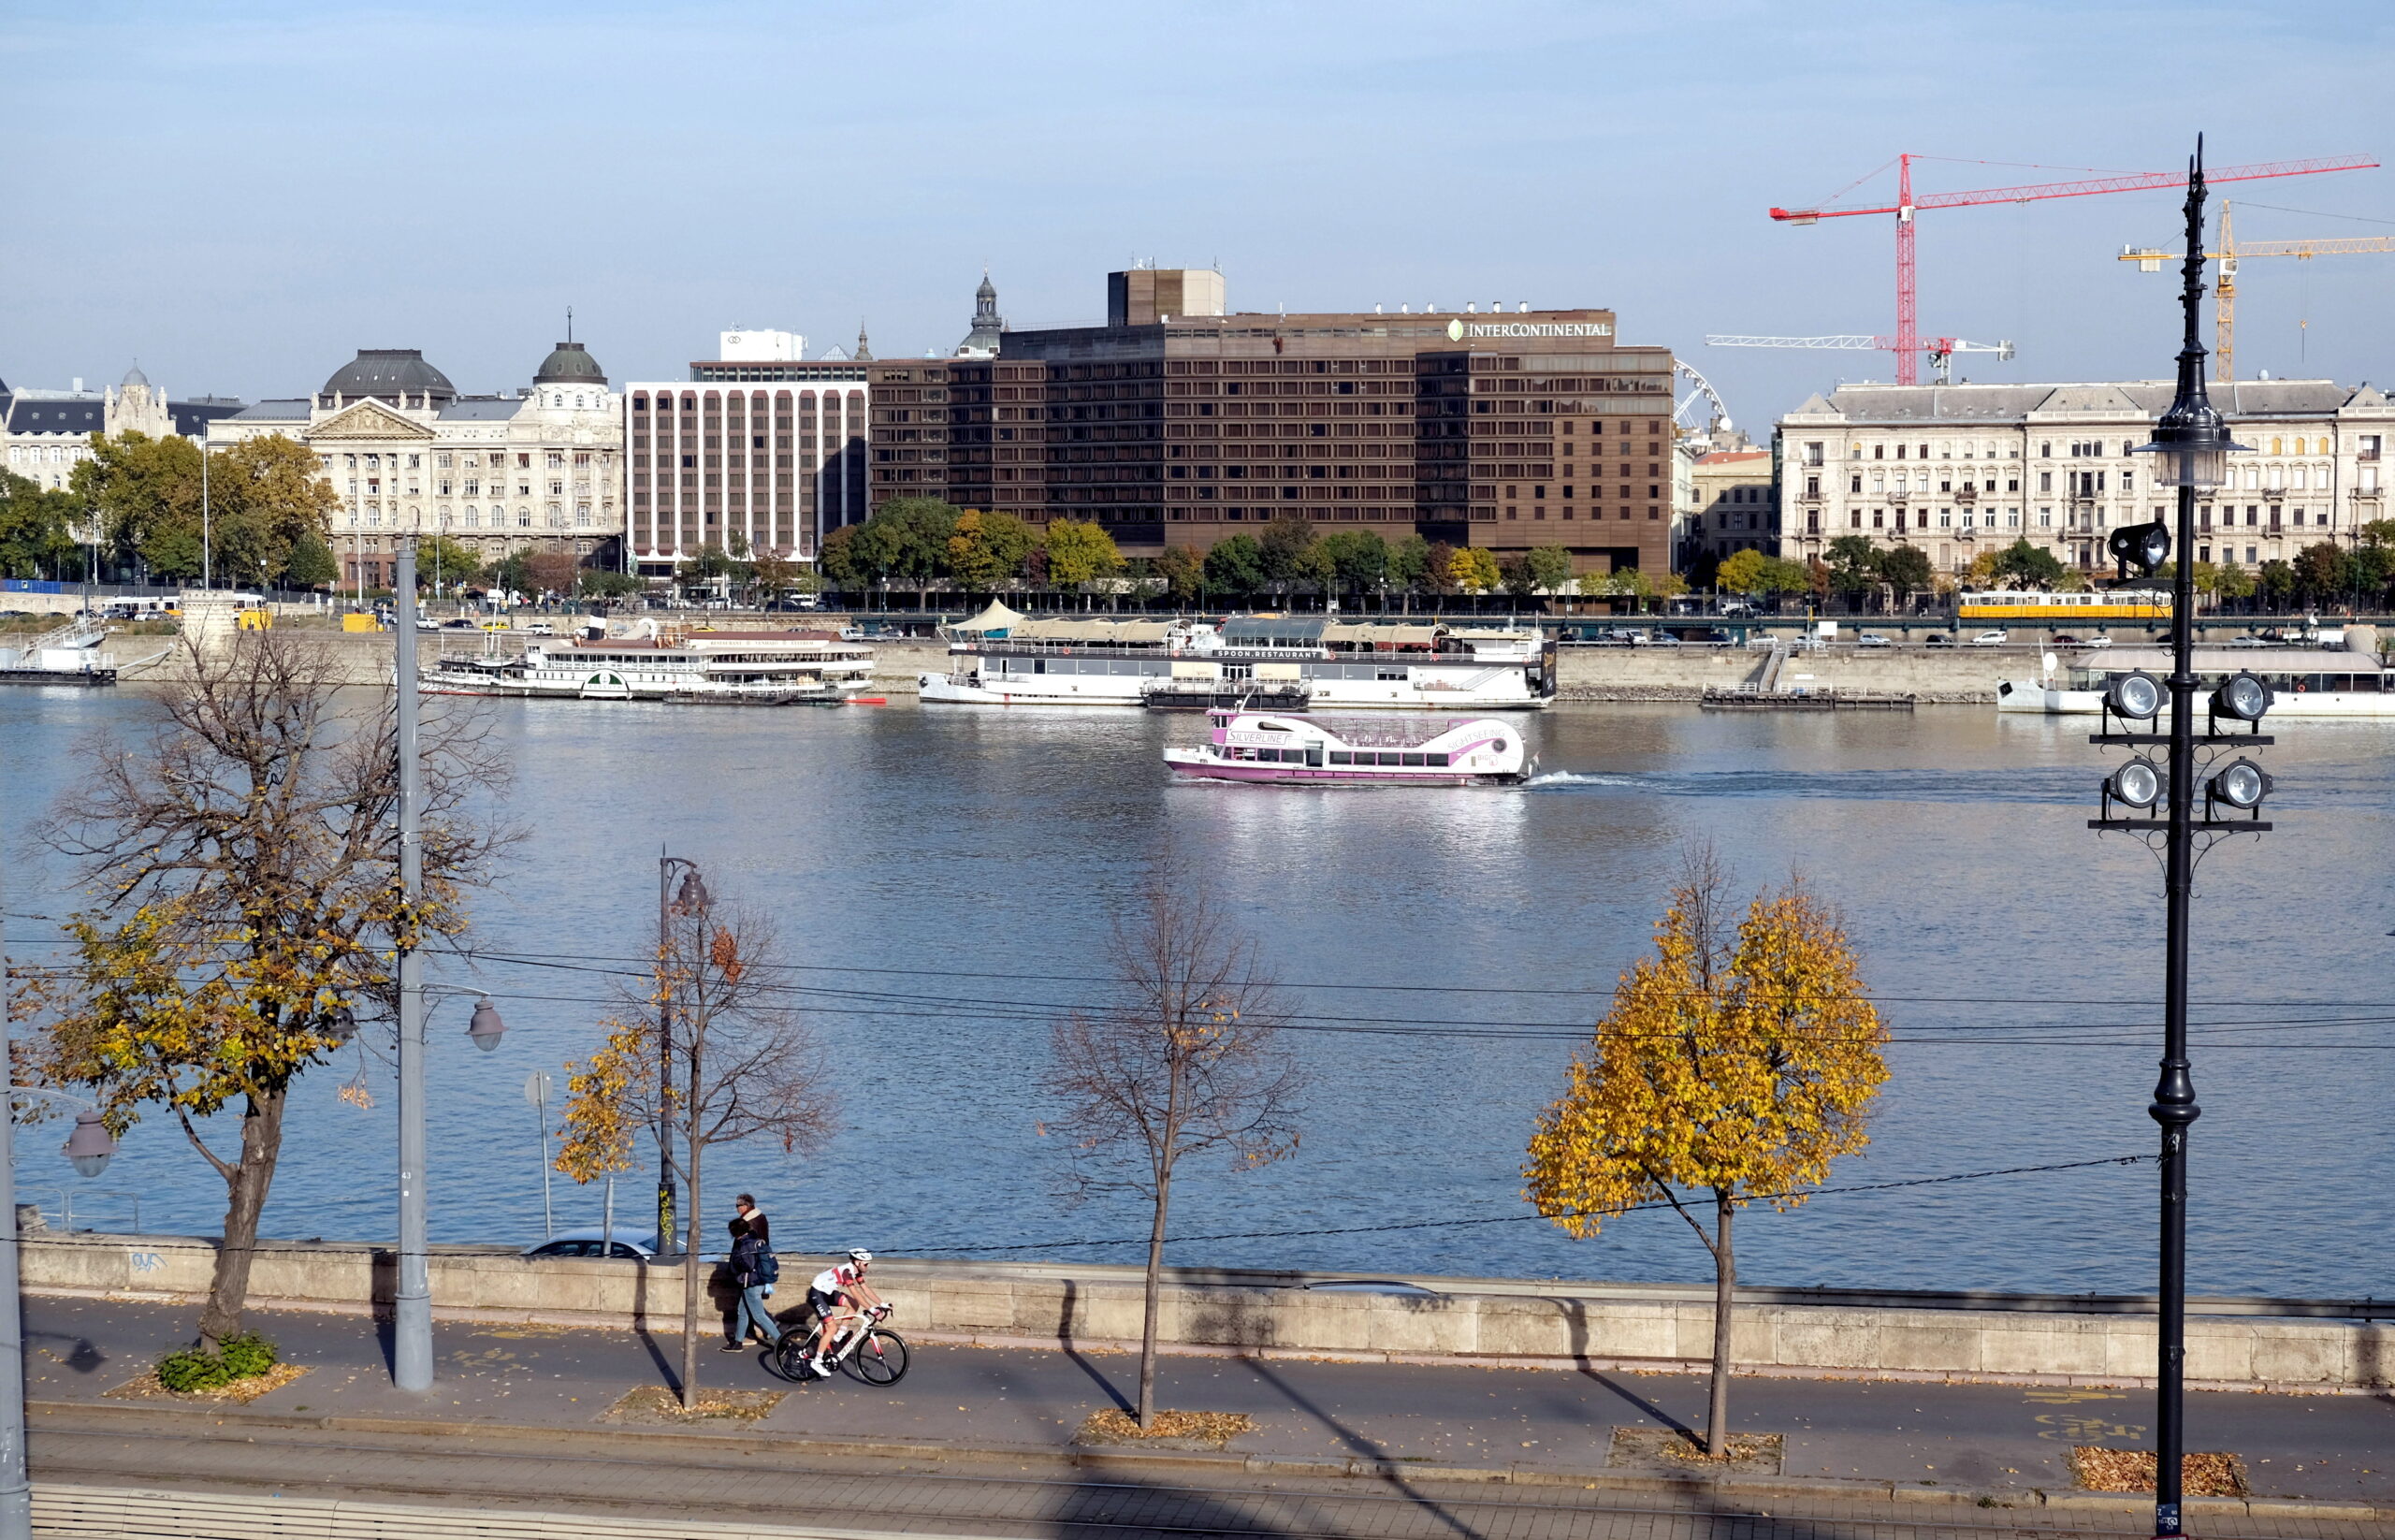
[3,688,2388,1299]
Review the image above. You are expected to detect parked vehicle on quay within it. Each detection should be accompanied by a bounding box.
[521,1228,660,1260]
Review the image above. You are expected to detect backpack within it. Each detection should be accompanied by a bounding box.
[758,1251,780,1285]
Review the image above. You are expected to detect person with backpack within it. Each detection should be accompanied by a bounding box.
[722,1217,782,1351]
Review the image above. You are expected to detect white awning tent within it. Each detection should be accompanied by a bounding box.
[949,601,1029,634]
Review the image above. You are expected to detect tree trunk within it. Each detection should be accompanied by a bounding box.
[1138,1162,1171,1431]
[1705,1190,1735,1457]
[677,1133,704,1408]
[197,1084,289,1350]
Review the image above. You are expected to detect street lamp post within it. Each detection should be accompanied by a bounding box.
[654,854,710,1257]
[394,538,431,1391]
[2095,138,2273,1540]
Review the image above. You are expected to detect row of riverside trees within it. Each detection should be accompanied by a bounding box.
[816,497,1684,609]
[1711,523,2395,614]
[15,629,1888,1443]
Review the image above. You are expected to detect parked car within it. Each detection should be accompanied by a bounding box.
[441,617,478,630]
[1854,632,1894,649]
[1924,632,1958,647]
[1971,631,2009,647]
[2079,634,2112,648]
[521,1228,660,1260]
[516,620,557,636]
[1719,600,1755,617]
[2227,634,2270,648]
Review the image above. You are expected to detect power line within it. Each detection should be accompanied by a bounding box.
[887,1155,2155,1255]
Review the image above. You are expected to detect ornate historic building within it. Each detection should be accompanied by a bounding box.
[210,344,623,589]
[1775,379,2395,577]
[955,272,1006,358]
[1,366,242,489]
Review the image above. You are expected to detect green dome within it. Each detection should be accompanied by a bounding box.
[535,341,606,386]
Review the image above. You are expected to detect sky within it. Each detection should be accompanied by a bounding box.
[8,0,2395,429]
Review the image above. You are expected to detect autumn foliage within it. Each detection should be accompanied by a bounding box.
[1524,847,1887,1455]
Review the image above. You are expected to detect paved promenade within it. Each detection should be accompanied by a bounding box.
[28,1295,2395,1538]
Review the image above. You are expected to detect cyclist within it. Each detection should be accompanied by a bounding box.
[806,1248,887,1378]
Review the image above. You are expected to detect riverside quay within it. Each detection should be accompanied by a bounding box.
[867,269,1679,578]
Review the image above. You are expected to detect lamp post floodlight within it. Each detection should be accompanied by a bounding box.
[2106,757,2166,811]
[2106,671,2164,721]
[2211,671,2272,724]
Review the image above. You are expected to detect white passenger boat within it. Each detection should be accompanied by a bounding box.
[422,629,877,705]
[1996,645,2395,719]
[1164,708,1533,786]
[920,614,1554,711]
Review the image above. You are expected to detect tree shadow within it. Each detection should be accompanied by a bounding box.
[1057,1278,1132,1412]
[1239,1356,1488,1540]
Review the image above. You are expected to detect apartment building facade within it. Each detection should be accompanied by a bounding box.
[1777,380,2395,576]
[868,269,1678,576]
[623,334,870,574]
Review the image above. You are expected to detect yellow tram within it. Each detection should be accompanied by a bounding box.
[1956,588,2171,622]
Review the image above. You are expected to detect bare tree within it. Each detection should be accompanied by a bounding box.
[1047,872,1304,1428]
[558,875,835,1408]
[28,632,510,1348]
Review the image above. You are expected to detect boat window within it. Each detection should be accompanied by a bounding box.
[1328,751,1354,765]
[1377,670,1407,681]
[1401,752,1427,767]
[1256,721,1290,732]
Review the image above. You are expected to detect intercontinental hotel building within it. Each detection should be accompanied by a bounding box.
[866,269,1678,577]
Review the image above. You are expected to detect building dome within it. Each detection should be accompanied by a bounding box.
[534,341,606,386]
[122,363,151,389]
[322,348,456,402]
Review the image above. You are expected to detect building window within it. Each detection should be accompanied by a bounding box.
[465,507,480,528]
[575,503,591,528]
[518,507,532,529]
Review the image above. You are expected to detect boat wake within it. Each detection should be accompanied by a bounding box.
[1522,770,1644,789]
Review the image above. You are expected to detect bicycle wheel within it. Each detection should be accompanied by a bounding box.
[772,1331,817,1382]
[843,1329,908,1386]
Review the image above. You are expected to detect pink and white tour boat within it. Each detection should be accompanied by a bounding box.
[1164,708,1533,787]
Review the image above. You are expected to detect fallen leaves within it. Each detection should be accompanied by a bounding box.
[2071,1446,2248,1498]
[106,1363,309,1404]
[1075,1409,1256,1449]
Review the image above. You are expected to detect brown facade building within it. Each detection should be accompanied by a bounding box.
[869,270,1676,574]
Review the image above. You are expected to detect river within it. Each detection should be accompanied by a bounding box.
[2,688,2388,1298]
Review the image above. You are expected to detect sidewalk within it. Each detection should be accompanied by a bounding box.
[30,1294,2395,1517]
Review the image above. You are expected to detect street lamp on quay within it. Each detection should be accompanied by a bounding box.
[654,855,711,1258]
[2090,138,2274,1540]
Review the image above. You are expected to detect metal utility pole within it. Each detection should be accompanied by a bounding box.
[393,538,431,1391]
[657,855,677,1255]
[526,1069,555,1241]
[0,808,27,1540]
[201,449,211,591]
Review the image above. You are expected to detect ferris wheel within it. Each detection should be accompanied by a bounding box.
[1673,361,1733,437]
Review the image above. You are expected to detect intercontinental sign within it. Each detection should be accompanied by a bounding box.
[1445,318,1613,341]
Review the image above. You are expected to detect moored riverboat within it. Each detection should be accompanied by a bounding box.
[1164,708,1532,786]
[422,629,877,705]
[1996,644,2394,719]
[921,612,1554,711]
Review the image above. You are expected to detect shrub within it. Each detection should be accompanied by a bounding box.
[155,1348,229,1393]
[218,1332,277,1379]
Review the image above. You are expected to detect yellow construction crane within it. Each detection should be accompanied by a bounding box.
[2120,201,2395,382]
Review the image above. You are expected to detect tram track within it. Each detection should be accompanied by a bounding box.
[36,1418,2388,1540]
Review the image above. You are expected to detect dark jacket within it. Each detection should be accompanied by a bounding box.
[730,1233,769,1290]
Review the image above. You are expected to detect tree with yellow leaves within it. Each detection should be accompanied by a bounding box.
[556,867,834,1409]
[25,631,510,1349]
[1046,866,1303,1428]
[1524,846,1887,1457]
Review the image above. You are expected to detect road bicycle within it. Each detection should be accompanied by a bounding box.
[774,1301,908,1386]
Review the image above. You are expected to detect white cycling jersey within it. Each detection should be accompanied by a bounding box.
[811,1263,860,1297]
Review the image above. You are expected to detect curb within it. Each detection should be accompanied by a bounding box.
[30,1399,2395,1523]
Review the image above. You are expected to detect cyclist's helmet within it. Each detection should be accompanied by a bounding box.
[846,1248,874,1265]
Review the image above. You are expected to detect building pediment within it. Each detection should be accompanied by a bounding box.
[312,400,435,442]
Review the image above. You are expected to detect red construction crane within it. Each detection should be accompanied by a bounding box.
[1770,153,2377,385]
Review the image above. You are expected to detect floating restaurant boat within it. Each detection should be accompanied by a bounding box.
[421,628,877,705]
[1163,707,1533,786]
[921,606,1555,711]
[1996,639,2394,719]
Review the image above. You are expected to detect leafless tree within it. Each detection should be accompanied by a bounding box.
[1047,870,1304,1427]
[562,879,836,1407]
[29,632,511,1347]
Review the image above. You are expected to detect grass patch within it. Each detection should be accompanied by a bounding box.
[605,1385,784,1424]
[107,1362,308,1405]
[1076,1409,1257,1449]
[2071,1446,2247,1497]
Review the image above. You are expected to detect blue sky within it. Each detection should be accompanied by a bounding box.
[8,1,2392,427]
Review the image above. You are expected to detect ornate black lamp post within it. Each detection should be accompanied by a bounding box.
[2094,138,2272,1540]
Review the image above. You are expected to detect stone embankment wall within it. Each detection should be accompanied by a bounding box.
[1551,645,2020,704]
[29,1233,2387,1391]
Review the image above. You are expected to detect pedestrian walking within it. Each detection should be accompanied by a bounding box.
[735,1193,777,1308]
[721,1217,781,1351]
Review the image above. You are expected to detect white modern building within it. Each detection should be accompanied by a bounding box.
[624,333,873,575]
[1777,379,2394,576]
[210,344,623,589]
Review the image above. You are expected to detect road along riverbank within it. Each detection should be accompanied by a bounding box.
[32,1234,2391,1393]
